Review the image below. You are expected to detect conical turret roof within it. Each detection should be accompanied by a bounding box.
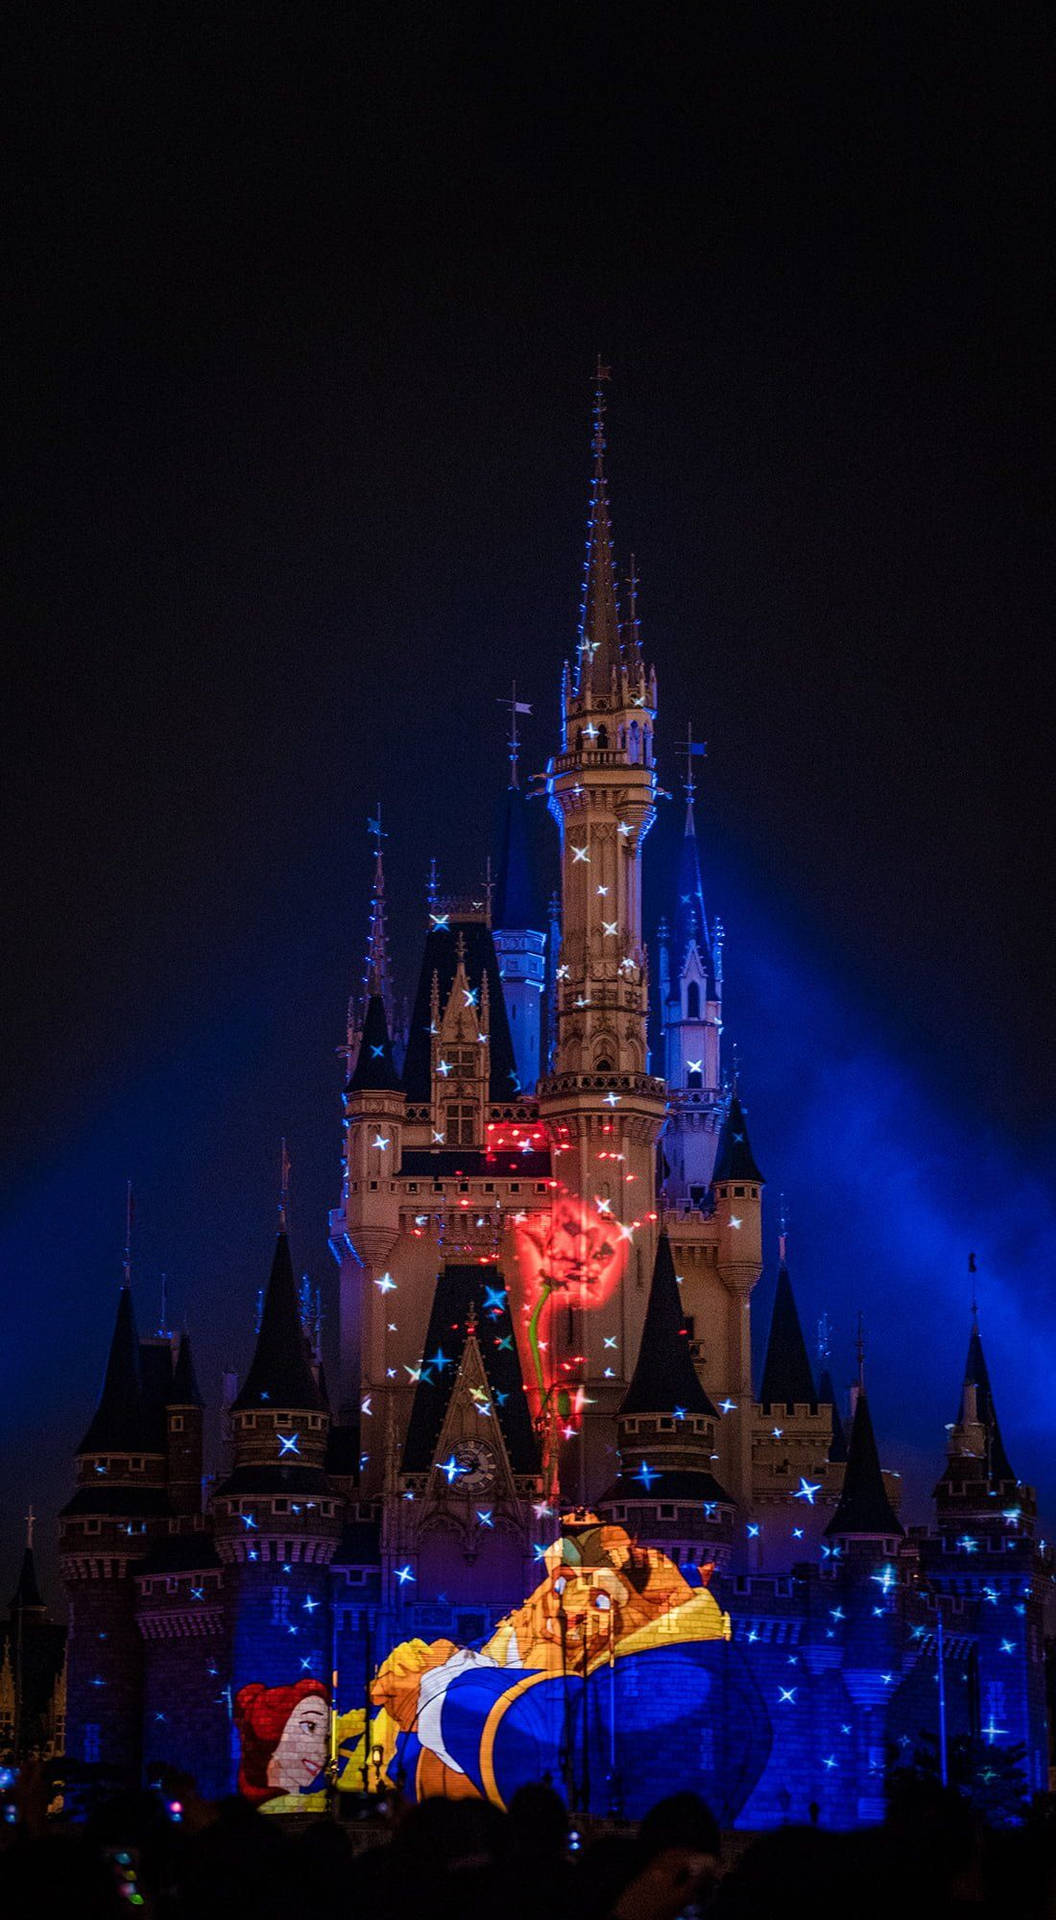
[824,1388,903,1539]
[9,1548,44,1615]
[759,1266,817,1410]
[78,1286,149,1453]
[168,1332,203,1408]
[960,1322,1016,1486]
[621,1234,716,1417]
[712,1091,764,1184]
[348,991,399,1091]
[233,1233,322,1413]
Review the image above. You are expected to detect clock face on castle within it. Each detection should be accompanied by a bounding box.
[452,1440,497,1491]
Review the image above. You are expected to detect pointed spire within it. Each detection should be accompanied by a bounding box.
[621,1234,717,1416]
[348,991,399,1090]
[233,1233,323,1412]
[711,1090,764,1184]
[672,725,713,982]
[576,360,623,698]
[817,1368,848,1463]
[78,1283,148,1452]
[960,1320,1015,1486]
[359,806,395,1027]
[824,1388,903,1539]
[9,1507,44,1615]
[623,554,643,668]
[168,1332,204,1408]
[759,1265,817,1410]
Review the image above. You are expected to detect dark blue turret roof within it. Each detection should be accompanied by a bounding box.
[402,920,520,1102]
[621,1234,717,1417]
[79,1287,150,1454]
[401,1265,538,1476]
[959,1323,1016,1485]
[824,1388,903,1539]
[711,1092,764,1184]
[493,784,545,931]
[233,1233,323,1413]
[759,1266,817,1410]
[169,1332,203,1408]
[348,992,400,1092]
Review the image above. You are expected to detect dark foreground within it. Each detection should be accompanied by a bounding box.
[2,1766,1054,1920]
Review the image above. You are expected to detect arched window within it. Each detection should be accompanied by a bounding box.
[596,723,609,749]
[686,981,700,1020]
[687,1068,703,1090]
[595,1057,613,1074]
[628,721,640,763]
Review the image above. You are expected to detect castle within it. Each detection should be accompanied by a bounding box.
[55,379,1052,1824]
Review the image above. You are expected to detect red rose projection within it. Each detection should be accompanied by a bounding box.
[512,1194,627,1313]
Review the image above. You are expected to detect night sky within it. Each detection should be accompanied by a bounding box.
[4,9,1052,1605]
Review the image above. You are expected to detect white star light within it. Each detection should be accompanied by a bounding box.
[617,821,632,836]
[375,1272,397,1293]
[395,1564,415,1585]
[602,920,618,936]
[437,1059,452,1077]
[571,844,590,862]
[594,1196,613,1214]
[603,1092,620,1107]
[372,1133,389,1150]
[730,1215,743,1229]
[432,1130,445,1144]
[719,1398,737,1414]
[687,1059,703,1075]
[596,885,609,896]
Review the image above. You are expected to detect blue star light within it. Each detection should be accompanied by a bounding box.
[476,1509,494,1528]
[428,1347,452,1372]
[241,1513,258,1530]
[793,1477,822,1504]
[635,1462,658,1490]
[778,1688,796,1705]
[719,1398,737,1414]
[303,1595,319,1614]
[440,1454,466,1484]
[746,1523,760,1539]
[278,1433,300,1456]
[482,1285,508,1313]
[395,1564,415,1585]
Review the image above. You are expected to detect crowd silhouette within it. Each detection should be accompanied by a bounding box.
[1,1759,1054,1919]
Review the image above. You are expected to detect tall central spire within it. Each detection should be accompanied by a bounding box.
[362,806,393,1013]
[577,360,623,698]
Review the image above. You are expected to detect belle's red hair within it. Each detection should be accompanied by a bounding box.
[233,1677,329,1803]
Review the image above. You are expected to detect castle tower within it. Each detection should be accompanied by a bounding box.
[702,1091,765,1507]
[922,1312,1049,1792]
[538,371,667,1496]
[824,1387,903,1560]
[659,733,724,1207]
[598,1233,735,1568]
[332,977,404,1420]
[492,713,546,1095]
[60,1281,165,1777]
[2,1510,65,1760]
[750,1261,835,1567]
[212,1229,341,1792]
[165,1333,204,1516]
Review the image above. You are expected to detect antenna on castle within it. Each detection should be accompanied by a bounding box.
[25,1505,35,1551]
[122,1180,133,1290]
[427,856,438,912]
[677,721,708,805]
[969,1250,978,1326]
[159,1272,169,1340]
[856,1312,866,1391]
[498,682,532,789]
[778,1193,789,1265]
[484,854,493,925]
[278,1137,291,1233]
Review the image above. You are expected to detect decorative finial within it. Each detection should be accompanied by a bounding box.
[969,1250,978,1326]
[592,358,611,469]
[730,1039,741,1094]
[856,1312,865,1391]
[159,1272,169,1340]
[25,1505,35,1551]
[123,1180,134,1290]
[498,683,532,789]
[427,856,438,912]
[278,1137,291,1232]
[678,722,707,811]
[778,1193,789,1266]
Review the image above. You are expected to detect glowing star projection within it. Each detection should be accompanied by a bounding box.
[348,1524,769,1818]
[235,1680,329,1811]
